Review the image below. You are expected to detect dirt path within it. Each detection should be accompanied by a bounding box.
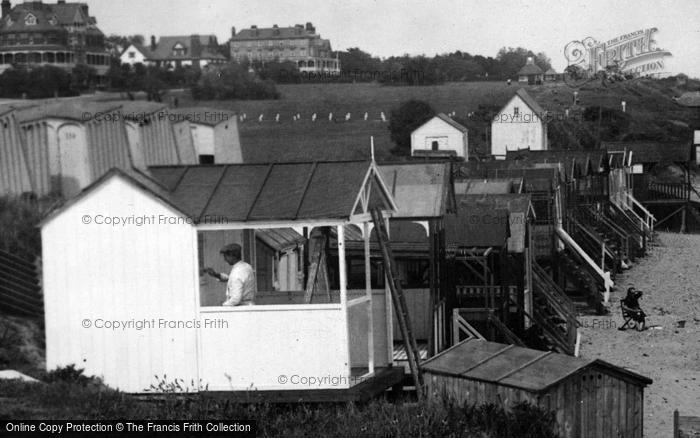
[578,232,700,438]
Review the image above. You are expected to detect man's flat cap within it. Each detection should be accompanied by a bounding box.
[220,243,242,254]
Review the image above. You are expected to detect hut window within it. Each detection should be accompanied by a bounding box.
[199,155,215,164]
[431,141,439,151]
[513,106,520,116]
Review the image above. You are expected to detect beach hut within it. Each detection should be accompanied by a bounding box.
[0,108,33,196]
[410,113,469,159]
[15,101,133,198]
[423,339,652,438]
[120,101,197,167]
[41,160,405,398]
[168,107,240,164]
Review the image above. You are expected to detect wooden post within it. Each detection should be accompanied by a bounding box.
[363,221,374,374]
[428,221,436,356]
[673,409,679,438]
[338,225,347,307]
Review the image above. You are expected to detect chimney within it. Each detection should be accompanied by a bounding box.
[526,56,534,65]
[57,0,65,4]
[150,35,156,51]
[305,22,314,33]
[251,25,257,29]
[1,0,10,19]
[231,26,236,38]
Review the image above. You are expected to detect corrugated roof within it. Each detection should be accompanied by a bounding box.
[0,111,34,195]
[601,141,692,165]
[422,339,652,393]
[15,101,123,123]
[444,205,510,248]
[378,162,452,218]
[167,107,237,126]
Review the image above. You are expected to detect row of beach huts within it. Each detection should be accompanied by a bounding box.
[2,89,699,437]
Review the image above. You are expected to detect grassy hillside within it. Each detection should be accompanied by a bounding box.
[174,78,699,161]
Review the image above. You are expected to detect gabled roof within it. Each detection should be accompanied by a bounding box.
[545,68,558,75]
[0,1,100,34]
[149,35,225,61]
[14,101,123,124]
[378,162,453,219]
[415,113,468,134]
[601,141,692,165]
[422,339,652,393]
[512,88,546,115]
[121,43,153,58]
[444,205,510,248]
[43,161,396,227]
[257,228,306,252]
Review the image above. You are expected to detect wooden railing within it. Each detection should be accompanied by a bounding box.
[452,308,485,344]
[486,310,526,347]
[532,262,579,353]
[647,182,690,201]
[0,250,43,317]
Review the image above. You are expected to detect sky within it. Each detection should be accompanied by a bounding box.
[87,0,700,77]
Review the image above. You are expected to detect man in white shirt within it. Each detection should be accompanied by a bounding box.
[205,243,256,306]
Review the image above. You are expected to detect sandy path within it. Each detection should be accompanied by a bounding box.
[578,232,700,437]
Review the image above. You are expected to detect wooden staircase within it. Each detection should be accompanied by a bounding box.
[371,208,424,397]
[530,262,580,355]
[558,249,607,315]
[0,250,43,317]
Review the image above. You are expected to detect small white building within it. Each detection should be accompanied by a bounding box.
[41,161,403,396]
[411,113,468,159]
[168,107,241,164]
[119,43,154,67]
[491,89,548,159]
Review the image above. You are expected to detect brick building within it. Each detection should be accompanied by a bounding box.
[229,22,339,73]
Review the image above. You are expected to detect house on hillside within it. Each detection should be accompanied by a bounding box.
[0,0,110,75]
[130,35,226,69]
[119,43,153,66]
[544,68,560,82]
[410,113,468,159]
[517,57,544,84]
[491,89,548,158]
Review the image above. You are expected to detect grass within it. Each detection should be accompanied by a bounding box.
[168,79,698,162]
[0,376,559,438]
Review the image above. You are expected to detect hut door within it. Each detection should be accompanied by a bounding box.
[57,124,90,198]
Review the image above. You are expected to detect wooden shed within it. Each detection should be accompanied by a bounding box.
[423,339,652,438]
[0,107,34,196]
[41,160,406,399]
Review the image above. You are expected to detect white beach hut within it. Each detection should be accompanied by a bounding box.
[41,160,403,398]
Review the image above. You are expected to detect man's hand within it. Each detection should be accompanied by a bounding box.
[204,267,219,278]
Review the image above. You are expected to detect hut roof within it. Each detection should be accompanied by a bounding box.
[42,161,396,227]
[460,194,534,253]
[257,228,306,252]
[444,206,510,249]
[506,149,609,179]
[601,141,692,165]
[378,162,453,219]
[517,63,544,76]
[417,113,468,133]
[454,178,521,195]
[422,339,652,393]
[167,107,237,126]
[14,100,123,123]
[513,88,546,114]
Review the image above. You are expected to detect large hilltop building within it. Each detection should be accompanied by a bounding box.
[229,22,339,74]
[0,0,109,75]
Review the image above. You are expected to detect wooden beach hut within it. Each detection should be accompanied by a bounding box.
[423,339,652,438]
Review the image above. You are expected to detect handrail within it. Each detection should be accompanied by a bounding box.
[623,193,654,233]
[452,309,486,343]
[556,227,613,302]
[532,263,578,323]
[487,311,526,347]
[570,217,615,269]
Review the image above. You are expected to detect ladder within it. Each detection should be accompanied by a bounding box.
[370,208,424,397]
[303,229,330,303]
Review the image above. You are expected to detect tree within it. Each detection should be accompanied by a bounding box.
[71,64,97,92]
[388,100,436,155]
[191,62,279,100]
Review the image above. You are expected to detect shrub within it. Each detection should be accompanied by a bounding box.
[388,100,436,156]
[191,62,280,101]
[0,197,43,261]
